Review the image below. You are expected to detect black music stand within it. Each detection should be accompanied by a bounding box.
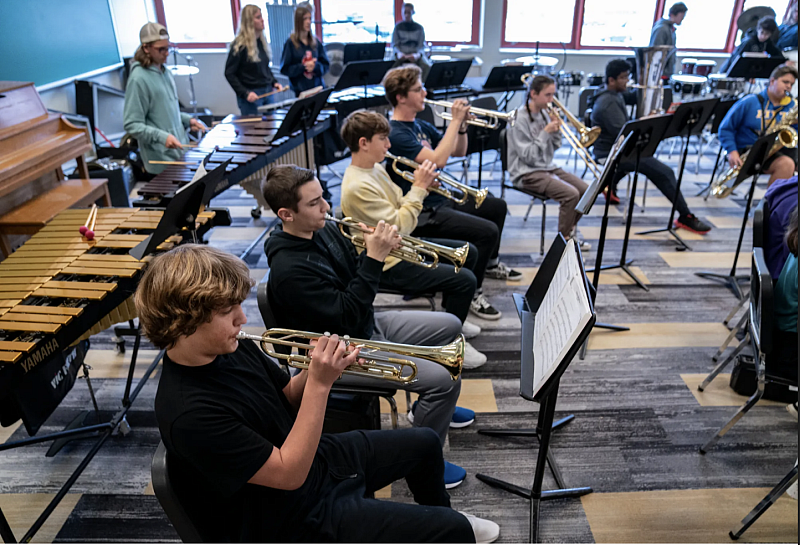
[268,88,334,170]
[725,55,785,79]
[695,98,738,197]
[475,235,595,543]
[424,59,472,95]
[343,42,386,64]
[588,115,673,291]
[637,98,718,250]
[695,132,779,299]
[482,65,530,111]
[333,59,394,110]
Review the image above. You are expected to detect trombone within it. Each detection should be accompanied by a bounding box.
[424,99,517,130]
[547,99,603,180]
[385,151,488,208]
[236,329,465,384]
[326,214,470,273]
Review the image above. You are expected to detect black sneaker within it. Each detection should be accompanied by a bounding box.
[485,262,523,281]
[470,294,502,320]
[675,214,712,234]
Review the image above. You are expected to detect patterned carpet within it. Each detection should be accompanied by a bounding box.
[0,142,797,543]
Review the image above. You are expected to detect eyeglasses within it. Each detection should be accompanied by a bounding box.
[148,45,170,54]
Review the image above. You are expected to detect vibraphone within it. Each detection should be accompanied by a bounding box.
[133,110,334,210]
[326,84,389,120]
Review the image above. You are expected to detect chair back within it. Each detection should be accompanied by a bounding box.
[151,441,205,543]
[709,98,737,135]
[418,104,436,126]
[499,128,509,173]
[466,96,503,154]
[256,272,292,356]
[749,248,774,356]
[578,87,599,124]
[753,195,770,249]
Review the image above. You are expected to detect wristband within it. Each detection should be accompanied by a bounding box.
[458,128,468,135]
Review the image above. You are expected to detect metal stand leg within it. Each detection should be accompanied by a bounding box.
[730,464,799,540]
[712,313,748,362]
[700,369,763,454]
[698,332,749,391]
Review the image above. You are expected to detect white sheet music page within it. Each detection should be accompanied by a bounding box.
[531,239,592,395]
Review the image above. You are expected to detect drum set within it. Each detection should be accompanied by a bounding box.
[670,57,745,100]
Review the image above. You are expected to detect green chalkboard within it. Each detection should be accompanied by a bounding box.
[0,0,122,88]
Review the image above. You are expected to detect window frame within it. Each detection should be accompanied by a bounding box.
[154,0,242,49]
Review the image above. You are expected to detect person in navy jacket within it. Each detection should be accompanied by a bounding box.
[718,64,798,186]
[280,4,329,96]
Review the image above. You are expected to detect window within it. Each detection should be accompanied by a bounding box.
[155,0,238,47]
[410,0,480,45]
[660,0,737,50]
[742,0,789,22]
[504,0,576,46]
[317,0,394,44]
[580,0,658,47]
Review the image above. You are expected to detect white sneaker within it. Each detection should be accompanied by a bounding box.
[463,342,487,369]
[787,480,798,500]
[459,512,500,544]
[462,320,481,339]
[469,294,502,320]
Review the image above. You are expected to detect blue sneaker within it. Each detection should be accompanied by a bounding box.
[407,402,475,428]
[444,461,466,489]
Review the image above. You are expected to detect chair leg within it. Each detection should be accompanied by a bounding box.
[523,197,535,222]
[699,332,749,391]
[712,313,748,362]
[730,464,799,540]
[405,391,412,416]
[641,180,648,212]
[700,372,764,454]
[540,201,546,256]
[723,295,749,327]
[425,296,436,312]
[382,395,398,429]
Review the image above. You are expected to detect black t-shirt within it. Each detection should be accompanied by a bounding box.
[155,339,336,542]
[387,119,447,209]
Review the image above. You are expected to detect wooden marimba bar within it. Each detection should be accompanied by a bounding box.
[133,110,334,208]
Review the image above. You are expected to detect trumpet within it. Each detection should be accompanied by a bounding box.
[424,99,516,130]
[385,151,488,208]
[546,98,603,179]
[236,329,465,384]
[326,215,470,273]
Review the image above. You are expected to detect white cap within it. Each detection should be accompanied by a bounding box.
[139,22,169,45]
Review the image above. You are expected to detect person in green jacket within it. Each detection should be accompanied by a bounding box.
[123,22,207,176]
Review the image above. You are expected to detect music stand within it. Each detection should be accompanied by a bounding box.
[637,98,718,250]
[587,114,673,291]
[695,131,779,299]
[424,59,472,95]
[475,235,595,543]
[725,55,785,79]
[129,160,230,261]
[343,42,386,64]
[267,88,334,169]
[482,65,530,111]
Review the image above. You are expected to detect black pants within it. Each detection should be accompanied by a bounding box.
[411,195,507,289]
[301,428,475,543]
[380,239,478,323]
[612,156,691,218]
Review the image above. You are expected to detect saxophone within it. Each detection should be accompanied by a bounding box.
[711,103,797,198]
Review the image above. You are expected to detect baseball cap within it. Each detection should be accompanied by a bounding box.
[139,22,169,45]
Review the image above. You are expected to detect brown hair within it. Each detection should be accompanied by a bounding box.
[262,164,317,214]
[340,110,390,152]
[133,45,155,69]
[383,65,422,107]
[134,245,254,349]
[786,206,798,256]
[771,63,799,82]
[526,75,555,121]
[290,5,316,49]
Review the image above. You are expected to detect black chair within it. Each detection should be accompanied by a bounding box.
[700,248,797,453]
[498,128,548,255]
[151,441,205,543]
[256,275,400,429]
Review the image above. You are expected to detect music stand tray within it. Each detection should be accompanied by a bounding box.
[482,65,530,91]
[267,88,333,169]
[343,42,386,65]
[333,60,394,92]
[424,59,472,89]
[726,55,785,79]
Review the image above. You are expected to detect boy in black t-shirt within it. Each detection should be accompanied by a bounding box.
[382,65,522,322]
[139,244,499,543]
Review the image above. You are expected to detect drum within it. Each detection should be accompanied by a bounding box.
[707,74,745,95]
[695,60,717,77]
[558,70,584,86]
[587,73,604,86]
[671,74,707,95]
[515,55,558,75]
[681,58,698,74]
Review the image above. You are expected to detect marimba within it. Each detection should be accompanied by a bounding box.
[133,110,334,209]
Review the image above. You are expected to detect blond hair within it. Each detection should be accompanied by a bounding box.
[134,245,254,349]
[290,5,317,49]
[133,45,156,69]
[232,4,271,63]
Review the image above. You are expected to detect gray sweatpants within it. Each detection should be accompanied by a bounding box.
[337,310,462,444]
[516,168,589,237]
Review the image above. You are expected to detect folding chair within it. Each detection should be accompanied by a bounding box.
[151,441,205,543]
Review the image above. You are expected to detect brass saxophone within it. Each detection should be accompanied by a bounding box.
[711,104,797,198]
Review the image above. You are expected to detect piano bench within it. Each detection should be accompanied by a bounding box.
[0,178,111,258]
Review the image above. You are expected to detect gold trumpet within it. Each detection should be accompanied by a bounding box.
[547,99,603,179]
[326,215,470,273]
[710,105,798,198]
[424,98,517,129]
[236,329,464,384]
[385,151,488,208]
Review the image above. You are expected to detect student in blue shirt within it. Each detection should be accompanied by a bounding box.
[280,5,329,96]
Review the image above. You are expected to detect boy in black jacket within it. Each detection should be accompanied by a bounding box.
[262,164,478,490]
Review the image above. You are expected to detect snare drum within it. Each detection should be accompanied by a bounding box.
[671,74,707,95]
[707,74,745,95]
[681,58,698,74]
[695,60,717,77]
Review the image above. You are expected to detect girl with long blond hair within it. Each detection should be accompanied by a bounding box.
[225,4,283,115]
[280,4,329,96]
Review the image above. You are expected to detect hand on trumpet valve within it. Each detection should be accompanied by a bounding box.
[450,99,472,125]
[412,159,438,190]
[308,333,361,387]
[727,150,743,169]
[362,220,403,262]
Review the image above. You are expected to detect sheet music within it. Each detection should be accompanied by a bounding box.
[531,239,592,395]
[179,161,207,193]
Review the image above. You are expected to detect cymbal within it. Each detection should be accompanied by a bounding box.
[167,65,200,76]
[515,55,558,67]
[737,6,776,33]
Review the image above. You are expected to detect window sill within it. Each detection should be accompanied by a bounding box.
[499,47,732,58]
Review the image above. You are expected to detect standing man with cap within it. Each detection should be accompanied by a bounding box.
[649,2,688,77]
[124,22,208,176]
